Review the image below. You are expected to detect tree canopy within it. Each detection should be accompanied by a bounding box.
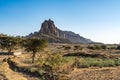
[22,37,47,63]
[0,36,18,53]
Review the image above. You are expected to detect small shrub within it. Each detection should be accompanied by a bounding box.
[64,46,71,51]
[38,69,45,76]
[116,45,120,50]
[72,58,80,68]
[87,45,101,50]
[80,62,90,68]
[87,45,94,50]
[74,45,83,51]
[114,59,120,66]
[101,45,107,50]
[30,68,37,72]
[94,45,101,50]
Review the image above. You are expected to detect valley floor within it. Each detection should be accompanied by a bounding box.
[1,43,120,80]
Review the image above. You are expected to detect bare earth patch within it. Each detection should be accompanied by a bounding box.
[0,62,27,80]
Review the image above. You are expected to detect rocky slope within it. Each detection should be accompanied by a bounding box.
[28,19,93,43]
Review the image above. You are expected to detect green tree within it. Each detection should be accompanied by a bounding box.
[0,36,17,54]
[22,38,47,63]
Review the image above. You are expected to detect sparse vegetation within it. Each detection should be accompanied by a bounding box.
[63,52,109,58]
[68,57,120,68]
[63,46,71,51]
[0,36,120,80]
[101,45,107,50]
[87,45,101,50]
[116,45,120,50]
[74,45,83,51]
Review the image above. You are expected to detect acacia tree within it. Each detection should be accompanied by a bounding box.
[0,36,17,54]
[22,38,47,63]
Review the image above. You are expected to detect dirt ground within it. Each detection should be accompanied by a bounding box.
[0,62,27,80]
[68,67,120,80]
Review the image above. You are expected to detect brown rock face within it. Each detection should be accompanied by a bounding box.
[40,19,58,36]
[28,19,93,43]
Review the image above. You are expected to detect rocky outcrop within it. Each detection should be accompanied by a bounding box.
[27,19,93,43]
[40,19,58,36]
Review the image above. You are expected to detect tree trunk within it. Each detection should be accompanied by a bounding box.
[32,52,36,63]
[8,49,12,58]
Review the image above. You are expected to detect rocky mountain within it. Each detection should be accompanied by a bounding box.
[28,19,93,43]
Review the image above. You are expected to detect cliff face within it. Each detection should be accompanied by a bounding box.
[58,30,92,43]
[40,19,58,36]
[28,19,93,43]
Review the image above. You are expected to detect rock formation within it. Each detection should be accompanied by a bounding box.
[27,19,93,43]
[40,19,58,36]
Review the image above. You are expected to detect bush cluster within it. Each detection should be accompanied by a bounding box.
[74,45,83,51]
[63,46,71,50]
[87,45,107,50]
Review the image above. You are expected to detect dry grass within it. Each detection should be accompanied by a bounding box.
[0,62,27,80]
[69,67,120,80]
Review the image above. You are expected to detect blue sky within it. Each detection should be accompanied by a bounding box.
[0,0,120,44]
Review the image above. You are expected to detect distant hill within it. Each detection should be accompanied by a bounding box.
[27,19,94,43]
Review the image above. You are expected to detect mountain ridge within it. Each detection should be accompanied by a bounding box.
[27,19,93,43]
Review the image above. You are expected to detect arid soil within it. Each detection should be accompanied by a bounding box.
[0,43,120,80]
[69,67,120,80]
[0,62,27,80]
